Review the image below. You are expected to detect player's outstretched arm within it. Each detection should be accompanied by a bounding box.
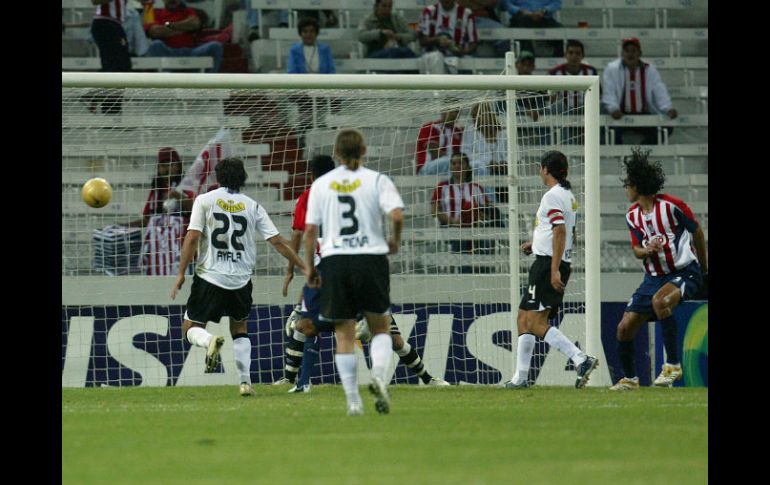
[269,235,307,277]
[170,230,201,300]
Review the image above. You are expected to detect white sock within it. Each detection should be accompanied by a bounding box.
[293,329,307,342]
[233,336,251,384]
[512,333,536,384]
[186,327,212,348]
[370,333,393,382]
[335,353,361,406]
[395,340,410,358]
[544,327,586,365]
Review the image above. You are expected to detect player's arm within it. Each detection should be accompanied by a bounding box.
[268,234,307,276]
[551,224,566,293]
[282,228,303,297]
[388,208,404,255]
[303,224,321,288]
[170,229,201,300]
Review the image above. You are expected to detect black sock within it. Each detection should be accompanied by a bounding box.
[285,334,304,383]
[618,340,636,378]
[660,316,679,363]
[399,348,432,384]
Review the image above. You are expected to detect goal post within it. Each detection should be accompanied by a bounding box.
[61,71,607,388]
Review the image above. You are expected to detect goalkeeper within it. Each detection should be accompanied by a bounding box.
[275,155,450,391]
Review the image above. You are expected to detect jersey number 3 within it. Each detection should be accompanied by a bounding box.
[338,195,359,236]
[212,213,248,250]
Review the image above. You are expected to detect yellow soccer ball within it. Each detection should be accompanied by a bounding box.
[82,177,113,208]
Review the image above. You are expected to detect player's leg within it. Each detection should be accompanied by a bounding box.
[388,315,449,386]
[364,311,393,414]
[291,283,324,393]
[230,318,255,396]
[182,275,225,373]
[610,311,651,391]
[334,319,363,415]
[277,291,314,386]
[504,309,536,388]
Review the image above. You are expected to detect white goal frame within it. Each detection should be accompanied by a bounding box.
[62,68,604,386]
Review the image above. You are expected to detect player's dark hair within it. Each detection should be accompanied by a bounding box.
[541,151,571,190]
[566,39,584,55]
[309,154,335,179]
[297,17,319,36]
[622,147,666,195]
[215,157,248,191]
[450,152,472,183]
[335,129,366,168]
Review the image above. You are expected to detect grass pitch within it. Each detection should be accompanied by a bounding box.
[62,385,707,485]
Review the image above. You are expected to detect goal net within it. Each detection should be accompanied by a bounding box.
[61,70,605,388]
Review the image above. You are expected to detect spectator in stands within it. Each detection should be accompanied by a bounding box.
[602,37,678,145]
[548,39,597,143]
[89,0,132,114]
[418,0,478,74]
[462,102,508,177]
[459,0,508,57]
[124,147,189,276]
[358,0,416,59]
[287,17,335,74]
[416,103,464,176]
[501,0,564,56]
[513,51,550,144]
[431,152,493,273]
[144,0,224,73]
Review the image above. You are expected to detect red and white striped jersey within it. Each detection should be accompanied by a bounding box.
[547,63,598,111]
[141,214,185,276]
[532,184,577,263]
[431,181,489,226]
[175,128,233,200]
[292,188,321,266]
[94,0,127,23]
[626,194,699,276]
[419,2,478,52]
[621,62,649,114]
[415,120,464,173]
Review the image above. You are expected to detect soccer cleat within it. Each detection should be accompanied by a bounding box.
[575,355,599,389]
[368,377,390,414]
[287,383,311,393]
[347,402,364,416]
[204,336,225,373]
[239,383,256,397]
[285,305,301,337]
[610,376,640,391]
[428,377,451,386]
[503,379,530,389]
[272,377,294,385]
[355,318,372,343]
[653,363,683,387]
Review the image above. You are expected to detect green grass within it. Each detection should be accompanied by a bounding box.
[62,385,707,485]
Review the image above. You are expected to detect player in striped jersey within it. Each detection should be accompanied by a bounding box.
[304,129,404,415]
[610,148,707,391]
[504,151,599,389]
[170,158,307,397]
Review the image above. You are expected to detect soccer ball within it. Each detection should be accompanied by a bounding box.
[82,177,113,208]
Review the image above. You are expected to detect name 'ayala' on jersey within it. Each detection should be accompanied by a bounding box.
[306,165,404,257]
[188,187,279,289]
[532,184,578,262]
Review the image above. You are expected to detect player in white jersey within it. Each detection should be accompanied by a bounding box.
[610,148,708,391]
[170,158,307,397]
[304,129,404,415]
[504,151,599,390]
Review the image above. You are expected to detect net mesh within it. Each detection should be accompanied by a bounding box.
[62,84,589,387]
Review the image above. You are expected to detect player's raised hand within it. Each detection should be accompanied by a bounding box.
[170,274,185,300]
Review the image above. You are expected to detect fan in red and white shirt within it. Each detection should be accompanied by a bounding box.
[431,152,489,227]
[418,0,478,57]
[415,106,463,175]
[547,39,598,113]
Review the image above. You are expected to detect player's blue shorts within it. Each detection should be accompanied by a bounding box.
[626,261,703,316]
[300,267,335,333]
